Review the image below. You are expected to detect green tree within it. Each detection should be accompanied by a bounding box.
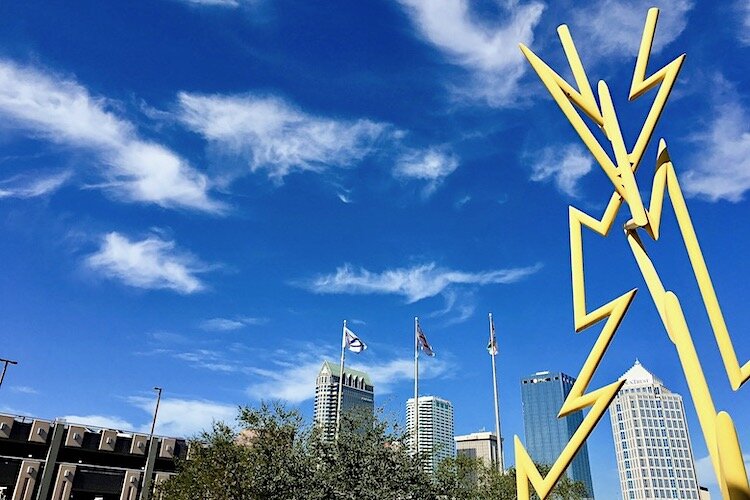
[159,403,436,500]
[434,454,483,499]
[159,402,314,500]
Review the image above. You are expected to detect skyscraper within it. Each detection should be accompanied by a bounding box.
[406,396,455,474]
[609,360,701,499]
[455,431,499,469]
[314,360,374,440]
[521,371,594,498]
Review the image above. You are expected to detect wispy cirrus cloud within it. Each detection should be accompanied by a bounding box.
[570,0,692,60]
[0,60,222,212]
[10,386,39,395]
[529,144,594,197]
[682,78,750,202]
[0,170,71,199]
[86,232,211,294]
[199,316,268,332]
[301,262,542,303]
[177,92,388,182]
[741,0,750,45]
[128,396,237,437]
[695,453,750,488]
[394,147,459,194]
[61,414,135,430]
[176,0,242,6]
[245,347,450,403]
[62,395,238,437]
[397,0,544,106]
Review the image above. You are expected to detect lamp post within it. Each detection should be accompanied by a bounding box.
[141,387,163,500]
[0,358,18,390]
[149,387,162,439]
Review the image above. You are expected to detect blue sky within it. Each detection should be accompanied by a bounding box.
[0,0,748,497]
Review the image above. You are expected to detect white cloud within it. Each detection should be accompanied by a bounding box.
[303,262,542,303]
[570,0,692,60]
[741,1,750,45]
[86,232,210,294]
[682,81,750,202]
[177,92,387,181]
[199,316,267,332]
[128,396,237,437]
[530,144,594,197]
[179,0,241,6]
[694,453,750,487]
[174,350,239,372]
[246,357,327,404]
[60,414,135,430]
[10,385,39,395]
[394,147,459,194]
[0,170,71,199]
[246,349,449,403]
[0,60,222,212]
[397,0,545,106]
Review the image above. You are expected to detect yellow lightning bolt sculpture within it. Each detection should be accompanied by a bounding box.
[515,8,750,499]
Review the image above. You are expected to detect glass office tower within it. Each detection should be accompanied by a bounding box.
[521,371,595,498]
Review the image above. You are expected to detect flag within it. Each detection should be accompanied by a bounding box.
[344,326,367,353]
[416,324,435,357]
[487,318,498,356]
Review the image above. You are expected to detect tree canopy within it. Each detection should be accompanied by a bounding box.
[159,403,589,500]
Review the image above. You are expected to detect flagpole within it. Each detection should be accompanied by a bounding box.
[414,316,419,461]
[335,319,347,441]
[489,312,504,471]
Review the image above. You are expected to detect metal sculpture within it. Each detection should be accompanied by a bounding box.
[514,8,750,499]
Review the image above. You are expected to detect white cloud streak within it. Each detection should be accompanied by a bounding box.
[741,0,750,45]
[177,92,387,181]
[179,0,241,6]
[10,386,39,395]
[397,0,544,106]
[530,144,594,197]
[570,0,692,60]
[246,350,449,403]
[199,316,267,332]
[86,232,210,294]
[0,60,222,212]
[303,262,542,303]
[60,414,136,430]
[128,396,237,437]
[394,147,459,194]
[695,453,750,487]
[0,170,71,199]
[682,81,750,202]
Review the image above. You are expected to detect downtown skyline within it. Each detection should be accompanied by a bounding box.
[0,1,749,498]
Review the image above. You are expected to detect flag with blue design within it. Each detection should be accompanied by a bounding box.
[344,326,367,353]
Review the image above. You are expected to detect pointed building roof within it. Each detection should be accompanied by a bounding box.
[619,359,663,388]
[319,360,372,386]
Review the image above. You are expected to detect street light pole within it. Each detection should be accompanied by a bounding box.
[149,387,162,439]
[0,358,18,390]
[141,387,163,500]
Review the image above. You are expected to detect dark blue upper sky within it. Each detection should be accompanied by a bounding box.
[0,1,748,497]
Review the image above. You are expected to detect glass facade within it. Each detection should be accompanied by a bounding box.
[314,361,374,440]
[521,371,594,498]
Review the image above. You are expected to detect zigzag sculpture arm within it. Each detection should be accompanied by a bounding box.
[624,141,750,497]
[514,287,632,499]
[514,203,637,500]
[635,141,750,390]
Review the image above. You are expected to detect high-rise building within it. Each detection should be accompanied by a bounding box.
[521,371,594,498]
[455,431,499,469]
[609,360,701,499]
[314,360,374,440]
[406,396,455,474]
